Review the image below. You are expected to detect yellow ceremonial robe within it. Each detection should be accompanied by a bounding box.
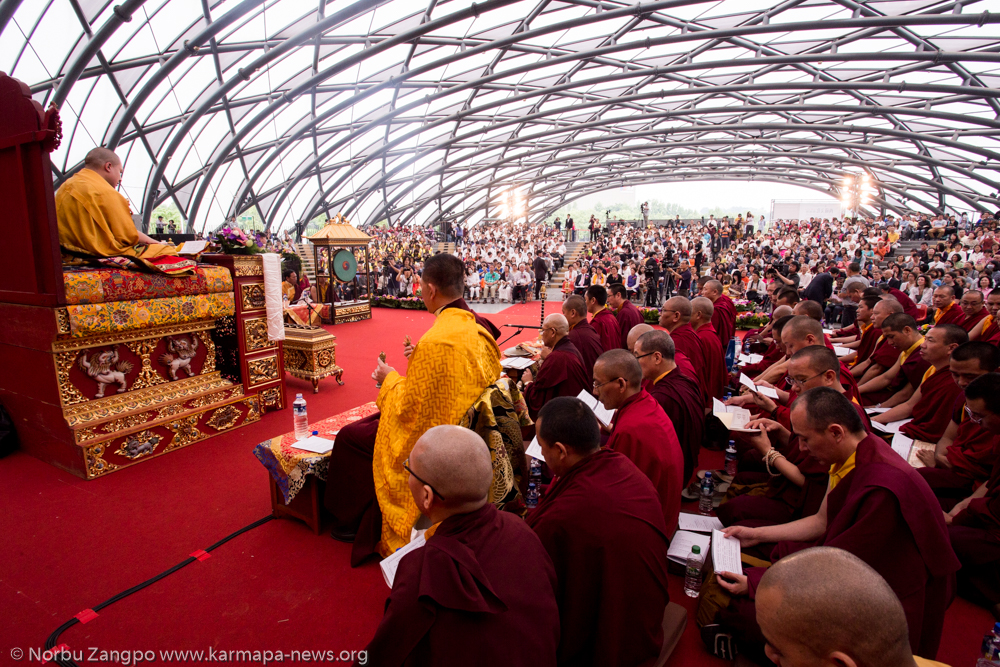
[55,168,179,265]
[374,307,502,555]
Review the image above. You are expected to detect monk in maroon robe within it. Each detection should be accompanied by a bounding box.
[609,284,644,349]
[586,285,620,353]
[563,295,602,383]
[709,389,959,660]
[636,330,705,485]
[528,399,672,667]
[933,285,965,326]
[523,314,591,421]
[873,324,968,443]
[959,290,989,333]
[703,280,737,349]
[858,312,930,407]
[692,297,727,404]
[594,350,684,536]
[739,339,784,377]
[947,374,1000,608]
[974,292,1000,345]
[362,426,559,666]
[660,297,709,396]
[324,279,501,556]
[885,285,921,321]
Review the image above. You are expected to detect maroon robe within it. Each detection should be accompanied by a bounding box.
[674,351,697,382]
[616,300,645,349]
[567,320,603,383]
[918,396,999,509]
[737,434,960,658]
[590,307,620,353]
[524,337,591,420]
[950,448,1000,606]
[696,323,727,404]
[889,287,921,321]
[527,450,670,667]
[863,346,930,407]
[669,324,707,386]
[646,369,705,485]
[981,316,1000,346]
[868,334,897,369]
[901,365,963,443]
[934,301,964,326]
[607,390,684,537]
[712,293,737,349]
[849,324,880,368]
[740,340,784,377]
[363,504,560,667]
[324,297,499,564]
[960,307,989,333]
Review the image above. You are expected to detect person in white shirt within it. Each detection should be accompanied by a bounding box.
[512,264,532,303]
[465,267,481,301]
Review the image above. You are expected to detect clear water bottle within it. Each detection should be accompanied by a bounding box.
[684,545,704,598]
[978,622,1000,666]
[699,471,715,515]
[529,457,542,486]
[293,393,309,440]
[725,337,737,371]
[526,482,539,509]
[724,441,738,477]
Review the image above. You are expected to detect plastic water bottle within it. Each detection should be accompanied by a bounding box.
[293,393,309,440]
[529,458,542,487]
[724,441,738,477]
[699,471,715,515]
[978,622,1000,666]
[526,482,539,509]
[684,545,704,598]
[725,337,737,371]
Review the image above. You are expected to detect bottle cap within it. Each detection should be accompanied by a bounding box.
[312,431,319,435]
[691,545,701,554]
[704,471,712,478]
[296,393,303,398]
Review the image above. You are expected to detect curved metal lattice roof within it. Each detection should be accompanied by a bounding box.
[3,0,1000,231]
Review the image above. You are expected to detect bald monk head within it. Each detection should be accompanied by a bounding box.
[756,547,917,667]
[949,342,1000,392]
[774,287,800,307]
[535,396,602,477]
[420,253,465,312]
[635,330,677,382]
[407,425,493,523]
[83,147,124,188]
[792,299,823,322]
[540,313,570,353]
[593,349,643,411]
[787,346,844,394]
[659,296,691,331]
[966,373,1000,434]
[921,323,967,366]
[932,285,955,311]
[988,291,1000,319]
[585,284,609,315]
[960,289,985,319]
[689,297,714,331]
[781,315,824,356]
[771,305,793,320]
[562,295,588,328]
[880,312,921,352]
[626,323,653,352]
[856,296,879,325]
[871,297,904,328]
[790,387,867,467]
[700,279,723,302]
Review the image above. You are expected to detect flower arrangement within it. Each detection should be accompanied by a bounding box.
[640,307,660,324]
[214,226,262,255]
[733,298,754,312]
[372,295,427,310]
[736,311,771,329]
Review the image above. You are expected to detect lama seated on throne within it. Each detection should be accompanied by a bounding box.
[56,148,195,276]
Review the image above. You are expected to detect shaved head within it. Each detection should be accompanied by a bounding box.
[637,330,675,360]
[543,312,569,335]
[793,300,823,322]
[703,279,723,298]
[691,296,714,319]
[409,425,492,507]
[783,315,824,344]
[771,305,793,319]
[626,323,654,351]
[757,547,912,667]
[84,147,121,169]
[595,349,643,387]
[664,296,691,318]
[563,295,587,322]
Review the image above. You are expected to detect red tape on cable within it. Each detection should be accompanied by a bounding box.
[190,549,211,561]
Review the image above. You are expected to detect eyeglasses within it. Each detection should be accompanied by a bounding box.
[785,372,825,387]
[403,458,446,500]
[593,377,622,390]
[964,405,985,424]
[633,351,654,360]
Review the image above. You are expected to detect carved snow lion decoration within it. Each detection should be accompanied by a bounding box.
[159,335,199,380]
[77,345,133,398]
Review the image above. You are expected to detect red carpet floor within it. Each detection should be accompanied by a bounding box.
[0,302,990,665]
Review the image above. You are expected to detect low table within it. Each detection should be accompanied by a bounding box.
[253,402,379,533]
[282,322,344,393]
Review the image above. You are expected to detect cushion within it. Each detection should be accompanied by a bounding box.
[63,265,233,305]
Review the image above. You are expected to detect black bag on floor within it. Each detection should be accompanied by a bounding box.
[0,403,19,458]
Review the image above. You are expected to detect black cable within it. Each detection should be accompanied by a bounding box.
[44,515,274,666]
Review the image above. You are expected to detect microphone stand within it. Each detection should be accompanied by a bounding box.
[497,327,525,347]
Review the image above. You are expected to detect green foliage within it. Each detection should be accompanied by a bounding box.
[545,198,766,224]
[150,203,184,227]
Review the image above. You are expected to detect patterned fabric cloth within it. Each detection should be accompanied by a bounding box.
[66,292,235,337]
[63,265,232,305]
[458,377,533,514]
[285,303,331,325]
[253,402,380,504]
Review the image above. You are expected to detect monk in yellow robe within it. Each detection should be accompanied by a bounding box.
[281,269,321,326]
[370,253,501,555]
[56,147,193,275]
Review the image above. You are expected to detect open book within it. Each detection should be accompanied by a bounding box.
[712,398,758,433]
[380,533,427,588]
[576,389,615,427]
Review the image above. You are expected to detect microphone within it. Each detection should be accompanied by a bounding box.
[503,324,543,329]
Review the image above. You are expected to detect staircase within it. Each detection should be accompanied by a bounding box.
[433,242,457,255]
[876,236,922,270]
[294,242,317,282]
[546,241,586,294]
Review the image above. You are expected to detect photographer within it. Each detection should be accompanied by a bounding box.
[665,261,692,297]
[644,253,661,307]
